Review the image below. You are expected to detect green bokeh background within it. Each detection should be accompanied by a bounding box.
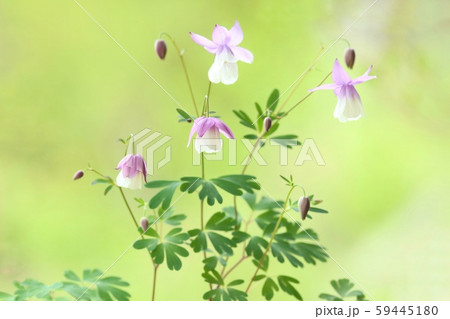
[1,0,449,301]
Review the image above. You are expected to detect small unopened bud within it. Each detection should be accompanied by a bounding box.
[187,118,192,123]
[154,39,167,60]
[344,48,356,69]
[264,117,272,132]
[73,170,84,181]
[140,217,149,232]
[298,196,310,220]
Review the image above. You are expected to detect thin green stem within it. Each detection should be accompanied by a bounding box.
[276,46,325,115]
[119,187,140,229]
[277,71,332,121]
[245,185,296,294]
[161,33,199,117]
[152,264,159,301]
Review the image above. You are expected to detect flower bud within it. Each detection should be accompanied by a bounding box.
[263,117,272,132]
[344,48,356,69]
[140,217,149,232]
[154,39,167,60]
[73,170,84,181]
[298,196,310,220]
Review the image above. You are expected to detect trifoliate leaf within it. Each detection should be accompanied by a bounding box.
[245,236,268,260]
[277,275,302,300]
[262,277,279,300]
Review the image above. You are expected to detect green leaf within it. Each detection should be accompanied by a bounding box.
[176,108,193,121]
[180,176,203,193]
[104,185,113,196]
[203,287,247,301]
[331,279,354,297]
[242,192,257,210]
[309,207,329,214]
[246,236,268,260]
[152,229,190,271]
[205,212,234,231]
[262,277,279,300]
[266,89,280,112]
[228,279,244,287]
[203,256,219,271]
[243,134,258,139]
[214,175,260,194]
[91,178,110,185]
[319,278,365,301]
[232,231,250,244]
[199,181,223,206]
[148,181,181,210]
[270,135,299,148]
[207,232,236,255]
[64,270,80,282]
[254,274,266,282]
[278,275,302,300]
[133,238,159,251]
[233,110,256,130]
[252,255,269,272]
[190,213,237,256]
[202,270,224,286]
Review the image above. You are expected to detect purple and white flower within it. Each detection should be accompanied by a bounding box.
[187,117,235,153]
[116,154,148,190]
[309,59,376,123]
[190,21,253,85]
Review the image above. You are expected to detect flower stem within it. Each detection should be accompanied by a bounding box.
[161,33,199,117]
[244,185,296,294]
[277,71,332,120]
[152,264,159,301]
[119,187,140,229]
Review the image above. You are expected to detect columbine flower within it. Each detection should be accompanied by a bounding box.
[187,117,234,153]
[116,154,147,190]
[190,21,253,85]
[309,59,376,123]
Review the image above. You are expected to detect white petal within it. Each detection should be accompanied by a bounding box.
[334,87,364,123]
[220,62,238,85]
[208,53,239,85]
[194,128,223,153]
[116,171,145,190]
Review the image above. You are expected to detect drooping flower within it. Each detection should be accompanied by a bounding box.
[309,59,376,123]
[190,21,253,85]
[116,154,148,190]
[187,117,235,153]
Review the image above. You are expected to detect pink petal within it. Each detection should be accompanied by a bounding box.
[187,117,204,146]
[197,118,216,137]
[189,32,218,54]
[116,154,133,170]
[228,20,243,46]
[308,83,339,92]
[215,119,235,139]
[350,65,377,85]
[212,25,228,44]
[231,46,253,63]
[332,59,352,85]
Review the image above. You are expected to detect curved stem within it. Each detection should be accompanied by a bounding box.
[161,33,199,117]
[245,185,296,294]
[277,71,332,121]
[276,46,325,115]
